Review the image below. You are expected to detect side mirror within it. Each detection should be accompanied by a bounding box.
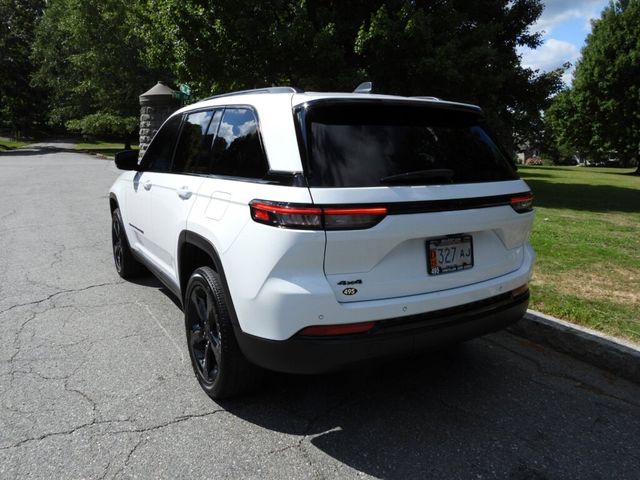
[114,150,140,171]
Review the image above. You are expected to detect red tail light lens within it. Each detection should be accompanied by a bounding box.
[511,283,529,298]
[250,201,387,230]
[510,193,533,213]
[297,321,376,336]
[249,201,322,229]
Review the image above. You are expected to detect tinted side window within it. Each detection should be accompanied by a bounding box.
[172,110,221,174]
[142,115,182,172]
[211,108,268,178]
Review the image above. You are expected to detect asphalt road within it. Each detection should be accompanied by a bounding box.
[1,147,639,479]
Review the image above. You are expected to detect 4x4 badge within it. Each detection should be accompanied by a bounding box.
[342,288,358,296]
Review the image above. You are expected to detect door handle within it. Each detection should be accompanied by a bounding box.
[177,187,192,200]
[143,180,152,191]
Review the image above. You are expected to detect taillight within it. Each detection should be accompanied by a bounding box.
[297,321,376,336]
[250,200,387,230]
[510,192,533,213]
[323,207,388,230]
[249,201,322,229]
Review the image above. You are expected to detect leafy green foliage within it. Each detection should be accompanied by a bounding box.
[135,0,561,151]
[31,0,167,142]
[545,1,640,169]
[353,0,564,152]
[26,0,561,150]
[66,113,139,148]
[0,138,30,150]
[0,0,46,136]
[134,0,366,95]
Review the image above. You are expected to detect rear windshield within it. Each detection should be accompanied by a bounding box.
[295,101,518,188]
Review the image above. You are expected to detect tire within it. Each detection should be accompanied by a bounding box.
[184,267,263,399]
[111,207,146,279]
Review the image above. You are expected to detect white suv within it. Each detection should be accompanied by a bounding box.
[110,86,535,398]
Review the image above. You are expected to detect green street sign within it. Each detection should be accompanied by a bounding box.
[179,84,191,96]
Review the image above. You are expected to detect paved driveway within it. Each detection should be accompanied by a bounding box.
[1,148,639,479]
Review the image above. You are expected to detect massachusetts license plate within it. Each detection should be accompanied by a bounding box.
[427,235,474,275]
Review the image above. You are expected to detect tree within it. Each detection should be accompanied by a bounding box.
[353,0,564,153]
[545,0,640,172]
[0,0,46,137]
[31,0,168,148]
[28,0,560,152]
[137,0,561,155]
[134,0,364,95]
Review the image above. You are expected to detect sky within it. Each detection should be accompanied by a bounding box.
[519,0,610,85]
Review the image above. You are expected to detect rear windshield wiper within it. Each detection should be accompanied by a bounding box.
[380,169,454,185]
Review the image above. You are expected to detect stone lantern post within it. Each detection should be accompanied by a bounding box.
[138,81,181,159]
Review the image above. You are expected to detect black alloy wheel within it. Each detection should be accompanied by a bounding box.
[110,207,145,279]
[112,214,124,272]
[184,267,263,398]
[187,282,222,385]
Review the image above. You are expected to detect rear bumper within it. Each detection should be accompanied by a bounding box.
[235,290,529,374]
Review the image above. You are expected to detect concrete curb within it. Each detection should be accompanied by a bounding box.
[508,310,640,384]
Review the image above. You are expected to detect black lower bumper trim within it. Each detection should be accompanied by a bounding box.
[235,291,529,374]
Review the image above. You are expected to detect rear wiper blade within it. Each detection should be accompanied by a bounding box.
[380,169,454,185]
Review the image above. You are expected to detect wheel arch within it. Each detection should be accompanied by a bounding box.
[177,231,240,326]
[109,192,119,213]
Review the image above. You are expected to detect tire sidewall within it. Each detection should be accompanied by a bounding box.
[184,268,229,397]
[111,209,126,275]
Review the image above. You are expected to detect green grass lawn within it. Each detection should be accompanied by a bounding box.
[0,138,30,150]
[518,166,640,343]
[75,140,137,158]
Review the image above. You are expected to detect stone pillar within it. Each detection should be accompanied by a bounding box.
[138,81,181,159]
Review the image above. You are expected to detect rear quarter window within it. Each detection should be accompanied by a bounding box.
[210,108,268,179]
[296,101,518,188]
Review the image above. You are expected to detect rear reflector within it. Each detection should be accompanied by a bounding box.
[297,322,376,336]
[250,200,387,230]
[511,283,529,298]
[510,193,534,213]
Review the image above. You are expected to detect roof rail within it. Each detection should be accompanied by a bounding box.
[412,96,441,101]
[201,86,302,102]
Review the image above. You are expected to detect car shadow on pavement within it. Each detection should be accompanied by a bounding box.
[130,274,183,309]
[145,272,640,478]
[217,336,640,479]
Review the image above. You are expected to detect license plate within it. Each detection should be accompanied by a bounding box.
[427,235,473,275]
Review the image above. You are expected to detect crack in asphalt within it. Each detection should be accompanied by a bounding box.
[110,409,226,478]
[0,409,226,452]
[0,207,17,223]
[110,409,226,437]
[0,419,126,451]
[113,436,145,479]
[0,281,125,318]
[262,394,356,479]
[98,458,112,480]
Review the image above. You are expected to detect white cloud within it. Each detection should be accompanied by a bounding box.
[533,0,604,36]
[518,1,608,85]
[520,38,579,72]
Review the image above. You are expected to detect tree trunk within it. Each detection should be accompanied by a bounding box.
[124,133,131,150]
